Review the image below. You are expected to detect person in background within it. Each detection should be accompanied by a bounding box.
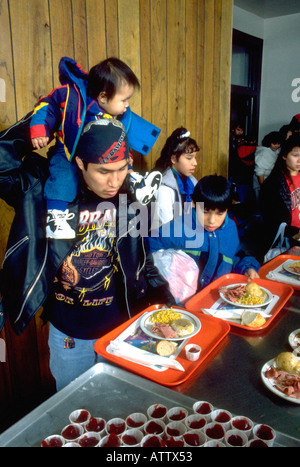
[0,119,174,390]
[147,175,260,291]
[260,134,300,255]
[153,127,199,227]
[253,131,282,202]
[30,56,162,239]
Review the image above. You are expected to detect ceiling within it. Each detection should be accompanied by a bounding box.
[234,0,300,19]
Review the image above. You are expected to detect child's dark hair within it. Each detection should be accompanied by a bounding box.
[192,175,232,211]
[262,131,282,147]
[87,57,140,100]
[272,134,300,184]
[154,127,199,171]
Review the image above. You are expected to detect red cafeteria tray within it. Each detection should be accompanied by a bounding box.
[185,273,294,332]
[94,304,230,387]
[259,255,300,291]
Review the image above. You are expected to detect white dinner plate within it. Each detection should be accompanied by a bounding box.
[283,260,300,276]
[140,309,201,341]
[261,358,300,405]
[289,329,300,351]
[219,283,273,309]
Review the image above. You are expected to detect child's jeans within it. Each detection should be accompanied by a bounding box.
[45,146,78,205]
[48,324,104,391]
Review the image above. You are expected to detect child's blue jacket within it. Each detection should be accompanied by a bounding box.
[146,208,260,289]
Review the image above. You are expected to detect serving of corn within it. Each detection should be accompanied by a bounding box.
[149,308,183,324]
[236,295,265,306]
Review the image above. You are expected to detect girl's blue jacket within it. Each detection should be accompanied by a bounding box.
[146,208,260,289]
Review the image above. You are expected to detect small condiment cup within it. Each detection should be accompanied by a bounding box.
[144,418,165,436]
[69,409,90,425]
[166,406,188,423]
[78,431,101,447]
[164,421,187,440]
[211,409,232,430]
[62,442,80,447]
[41,434,65,447]
[204,422,225,442]
[183,430,207,447]
[185,344,201,361]
[230,415,253,439]
[61,423,84,442]
[106,417,127,437]
[126,412,147,432]
[99,433,122,447]
[147,403,168,421]
[185,413,207,431]
[141,434,163,447]
[224,429,248,447]
[193,401,213,421]
[84,416,106,436]
[252,423,276,447]
[121,429,144,447]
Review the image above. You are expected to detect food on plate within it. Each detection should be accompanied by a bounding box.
[265,355,300,399]
[171,318,194,337]
[274,352,300,374]
[219,282,267,306]
[155,340,177,356]
[241,311,266,328]
[287,261,300,274]
[151,322,177,339]
[149,309,183,324]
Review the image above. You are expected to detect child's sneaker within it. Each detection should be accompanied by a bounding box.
[130,171,162,205]
[46,209,76,239]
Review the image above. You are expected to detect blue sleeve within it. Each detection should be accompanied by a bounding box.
[233,247,261,274]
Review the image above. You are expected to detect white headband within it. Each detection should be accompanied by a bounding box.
[179,130,190,139]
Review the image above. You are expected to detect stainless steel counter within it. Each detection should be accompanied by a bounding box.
[1,272,300,446]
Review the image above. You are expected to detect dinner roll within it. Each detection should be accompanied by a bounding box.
[274,352,300,373]
[155,340,177,356]
[245,282,266,299]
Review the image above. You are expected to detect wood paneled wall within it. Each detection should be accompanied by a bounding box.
[0,0,233,432]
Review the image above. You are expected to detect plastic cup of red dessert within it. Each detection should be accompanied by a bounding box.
[211,409,232,430]
[193,401,213,421]
[69,409,91,425]
[164,421,187,440]
[230,415,253,439]
[126,412,147,432]
[99,433,122,447]
[204,422,225,443]
[147,403,168,422]
[84,416,106,436]
[141,434,163,447]
[41,434,65,447]
[185,344,201,361]
[106,417,127,437]
[183,430,207,447]
[61,423,84,442]
[121,428,144,447]
[144,418,165,436]
[185,413,207,431]
[252,423,276,446]
[77,431,101,447]
[166,406,188,423]
[224,429,248,447]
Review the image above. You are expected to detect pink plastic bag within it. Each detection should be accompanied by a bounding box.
[152,249,199,304]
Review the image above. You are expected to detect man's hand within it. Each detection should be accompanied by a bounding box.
[32,136,49,149]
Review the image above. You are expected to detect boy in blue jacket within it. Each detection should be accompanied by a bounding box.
[30,57,162,239]
[147,175,260,290]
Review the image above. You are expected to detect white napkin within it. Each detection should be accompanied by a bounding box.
[107,339,185,372]
[201,308,271,320]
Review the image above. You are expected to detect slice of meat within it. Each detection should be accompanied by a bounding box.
[151,322,178,339]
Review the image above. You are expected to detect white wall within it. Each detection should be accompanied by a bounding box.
[233,6,300,143]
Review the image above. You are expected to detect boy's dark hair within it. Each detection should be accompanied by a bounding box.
[262,131,282,147]
[87,57,140,100]
[192,175,232,211]
[155,127,199,171]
